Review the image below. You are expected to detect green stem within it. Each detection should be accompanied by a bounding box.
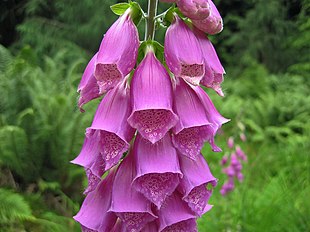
[145,0,159,40]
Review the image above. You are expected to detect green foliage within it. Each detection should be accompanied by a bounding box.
[0,45,95,231]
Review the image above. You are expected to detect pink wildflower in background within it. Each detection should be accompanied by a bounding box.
[72,1,230,231]
[220,128,248,196]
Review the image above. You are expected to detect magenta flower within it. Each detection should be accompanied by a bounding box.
[172,78,217,159]
[192,0,223,35]
[83,168,101,195]
[158,191,197,232]
[191,85,230,146]
[165,15,205,85]
[240,133,247,142]
[132,133,182,208]
[178,154,217,216]
[95,9,139,92]
[227,137,234,149]
[71,80,135,177]
[177,0,211,20]
[110,151,157,232]
[236,145,247,161]
[194,29,225,96]
[73,170,117,232]
[220,177,235,196]
[128,50,178,144]
[78,53,102,111]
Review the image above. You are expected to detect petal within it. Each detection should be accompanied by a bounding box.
[83,168,101,195]
[128,51,178,143]
[172,78,214,158]
[191,85,230,133]
[133,134,182,208]
[165,15,204,85]
[178,154,217,216]
[73,170,117,232]
[95,10,139,91]
[158,191,197,232]
[109,152,157,231]
[78,53,103,111]
[194,29,225,96]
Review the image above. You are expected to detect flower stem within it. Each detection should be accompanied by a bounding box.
[145,0,159,40]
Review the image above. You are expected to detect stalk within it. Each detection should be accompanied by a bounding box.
[145,0,159,40]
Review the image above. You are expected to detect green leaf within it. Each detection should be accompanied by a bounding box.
[137,40,165,64]
[110,3,130,16]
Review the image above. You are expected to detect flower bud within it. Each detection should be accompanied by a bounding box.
[177,0,211,20]
[192,0,223,35]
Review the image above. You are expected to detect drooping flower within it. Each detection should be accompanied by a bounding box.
[109,151,157,231]
[190,85,230,144]
[220,177,235,196]
[78,53,102,111]
[240,133,247,142]
[227,137,234,149]
[236,145,247,162]
[132,133,182,208]
[194,29,225,96]
[71,79,135,178]
[128,50,178,144]
[73,170,117,232]
[95,9,139,92]
[178,153,217,216]
[177,0,211,20]
[172,78,216,159]
[192,0,223,35]
[158,191,197,232]
[165,15,205,85]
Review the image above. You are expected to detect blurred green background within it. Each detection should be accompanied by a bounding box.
[0,0,309,231]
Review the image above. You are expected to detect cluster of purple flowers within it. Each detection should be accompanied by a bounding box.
[220,134,248,196]
[72,1,228,231]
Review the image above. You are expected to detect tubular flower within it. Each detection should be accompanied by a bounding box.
[109,151,157,232]
[192,0,223,35]
[191,85,230,147]
[172,78,217,159]
[158,191,197,232]
[128,50,178,144]
[194,29,225,96]
[132,134,182,208]
[177,0,211,20]
[73,170,117,232]
[95,9,139,92]
[78,53,102,111]
[71,79,135,177]
[178,154,217,216]
[165,15,205,85]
